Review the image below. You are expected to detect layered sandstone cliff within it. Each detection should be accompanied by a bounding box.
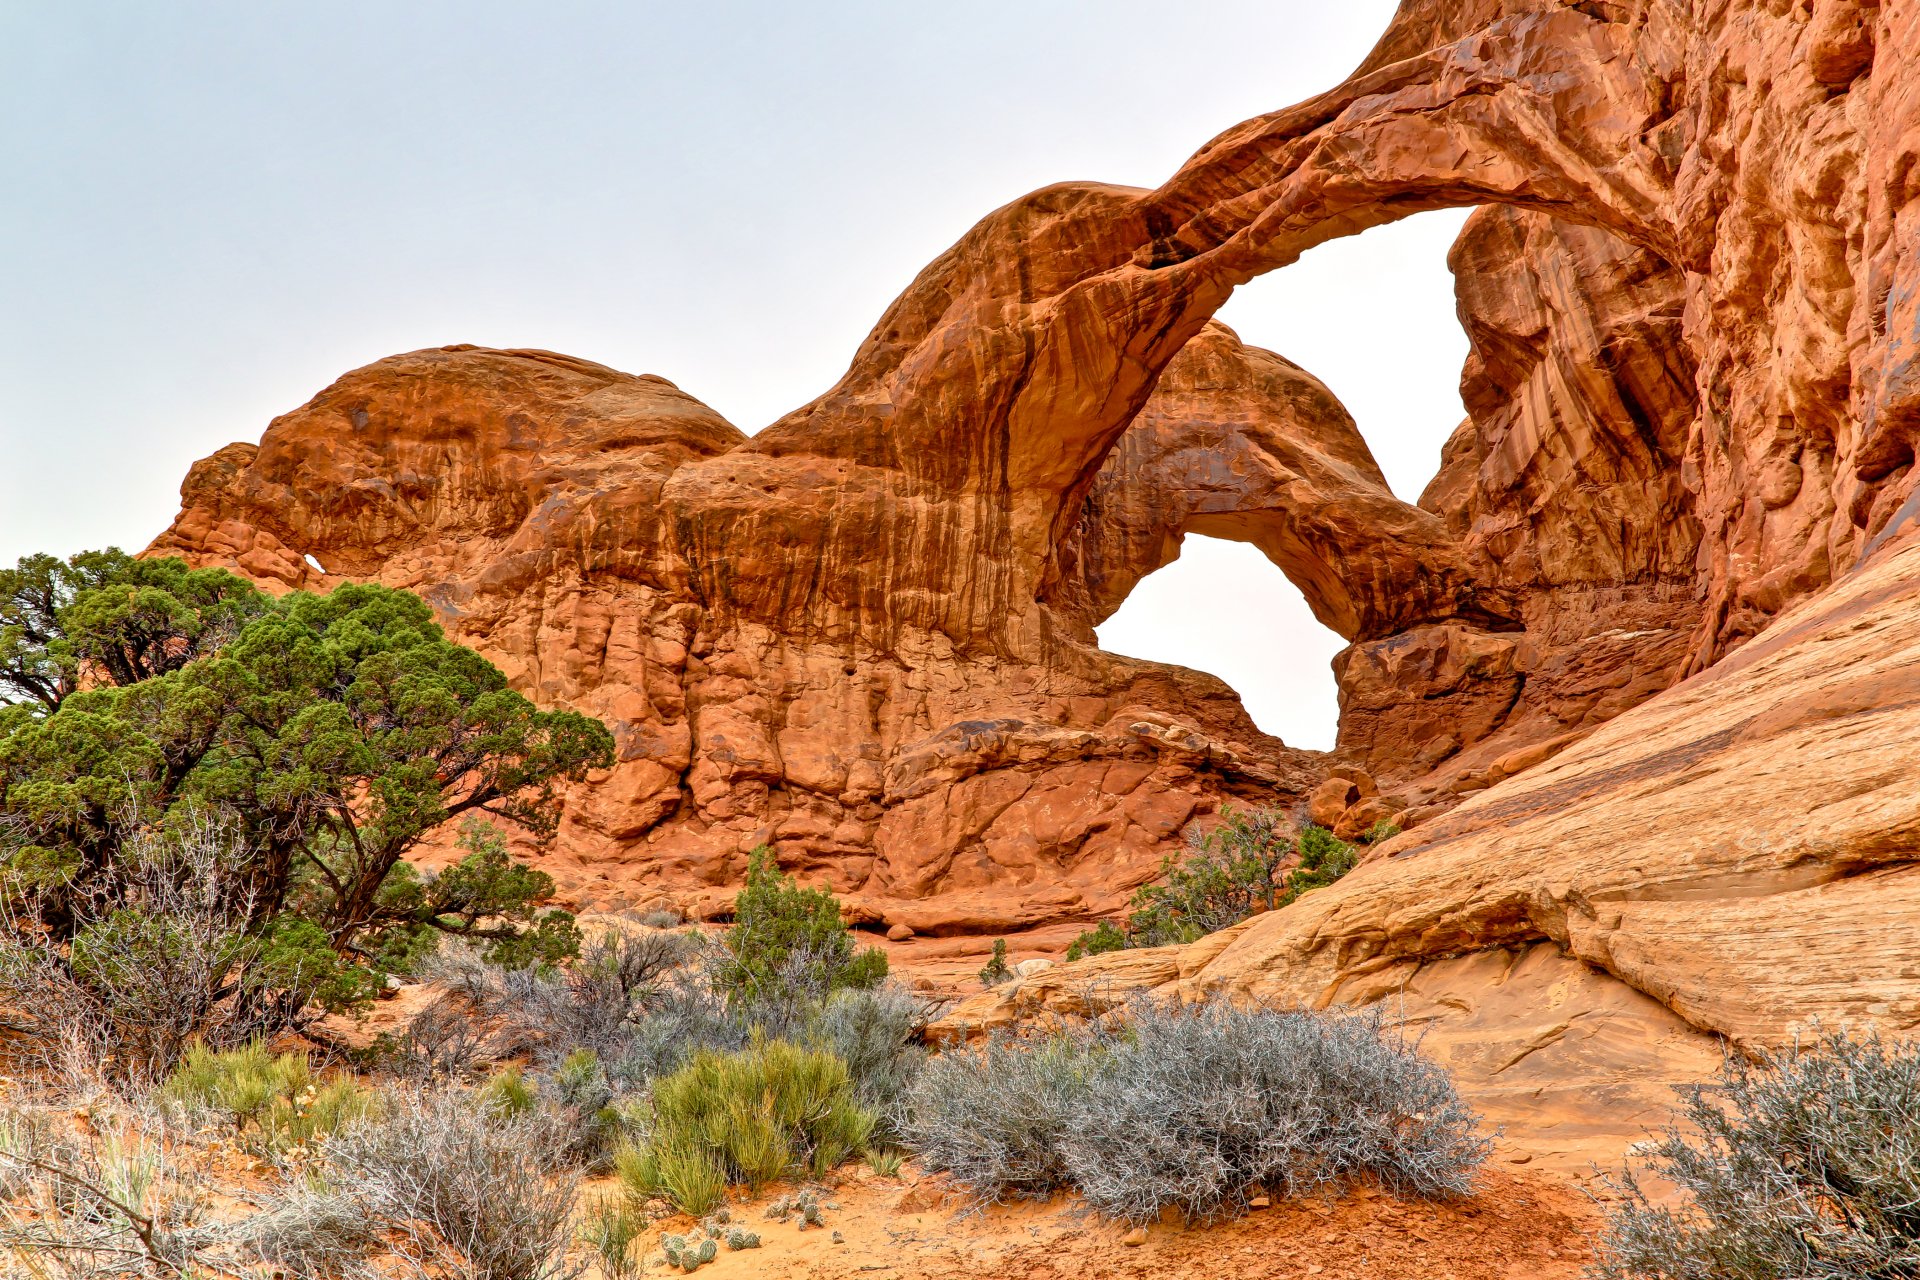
[155,0,1920,1110]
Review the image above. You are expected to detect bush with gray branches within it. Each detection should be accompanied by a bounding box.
[387,924,932,1181]
[0,819,332,1086]
[405,925,929,1093]
[903,998,1488,1224]
[1590,1026,1920,1280]
[250,1086,582,1280]
[0,1108,232,1280]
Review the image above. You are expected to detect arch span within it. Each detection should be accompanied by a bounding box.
[1055,321,1511,644]
[667,2,1673,657]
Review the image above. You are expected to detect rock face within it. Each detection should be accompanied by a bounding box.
[941,523,1920,1158]
[157,0,1920,1101]
[153,336,1381,930]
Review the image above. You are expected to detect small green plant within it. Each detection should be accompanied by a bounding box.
[724,1225,761,1250]
[1065,809,1359,956]
[616,1136,729,1218]
[617,1041,874,1215]
[715,849,887,1004]
[477,1063,537,1116]
[580,1194,643,1279]
[661,1231,719,1272]
[1064,919,1126,961]
[159,1041,377,1159]
[1280,823,1359,905]
[978,938,1012,987]
[865,1147,904,1178]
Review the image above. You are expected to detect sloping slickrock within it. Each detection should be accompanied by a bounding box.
[1184,526,1920,1049]
[935,939,1723,1175]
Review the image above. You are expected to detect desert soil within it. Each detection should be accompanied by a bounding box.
[624,1164,1598,1280]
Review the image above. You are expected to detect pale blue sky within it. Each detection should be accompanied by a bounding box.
[0,2,1470,750]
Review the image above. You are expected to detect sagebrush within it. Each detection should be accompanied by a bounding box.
[904,998,1487,1223]
[1590,1027,1920,1280]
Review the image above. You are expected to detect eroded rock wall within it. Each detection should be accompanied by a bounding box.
[153,336,1375,930]
[154,0,1920,1012]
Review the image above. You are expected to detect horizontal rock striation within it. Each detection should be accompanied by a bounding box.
[157,0,1920,1104]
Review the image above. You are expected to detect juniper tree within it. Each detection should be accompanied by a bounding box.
[0,549,614,1050]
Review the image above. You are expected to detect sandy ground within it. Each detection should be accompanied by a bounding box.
[618,1164,1599,1280]
[315,919,1614,1278]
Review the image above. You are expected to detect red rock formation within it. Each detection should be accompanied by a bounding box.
[153,335,1386,931]
[155,1,1920,1089]
[1055,323,1505,643]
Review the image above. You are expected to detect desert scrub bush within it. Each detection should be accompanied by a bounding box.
[472,1052,637,1173]
[291,1086,583,1280]
[616,1135,728,1219]
[1062,1000,1486,1222]
[1065,808,1359,957]
[0,1107,231,1278]
[160,1040,378,1160]
[904,998,1487,1223]
[0,818,371,1085]
[1590,1027,1920,1280]
[899,1032,1095,1201]
[634,907,684,929]
[714,849,886,1005]
[246,1178,381,1278]
[578,1193,644,1279]
[805,984,929,1127]
[618,1040,875,1213]
[414,927,708,1077]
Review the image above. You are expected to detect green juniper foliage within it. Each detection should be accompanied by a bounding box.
[0,549,266,715]
[1064,919,1126,961]
[0,549,613,1055]
[715,848,886,1004]
[1067,806,1361,957]
[978,937,1012,987]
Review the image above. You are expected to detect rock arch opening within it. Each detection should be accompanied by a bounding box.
[1212,207,1474,503]
[1096,534,1344,750]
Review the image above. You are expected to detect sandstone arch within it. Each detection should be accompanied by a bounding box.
[670,4,1677,665]
[155,0,1920,1013]
[1055,322,1509,645]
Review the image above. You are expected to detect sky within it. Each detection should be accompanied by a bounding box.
[0,1,1472,752]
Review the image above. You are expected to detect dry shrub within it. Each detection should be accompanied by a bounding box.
[904,998,1488,1224]
[0,1108,229,1278]
[0,820,321,1086]
[1591,1027,1920,1279]
[255,1086,582,1280]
